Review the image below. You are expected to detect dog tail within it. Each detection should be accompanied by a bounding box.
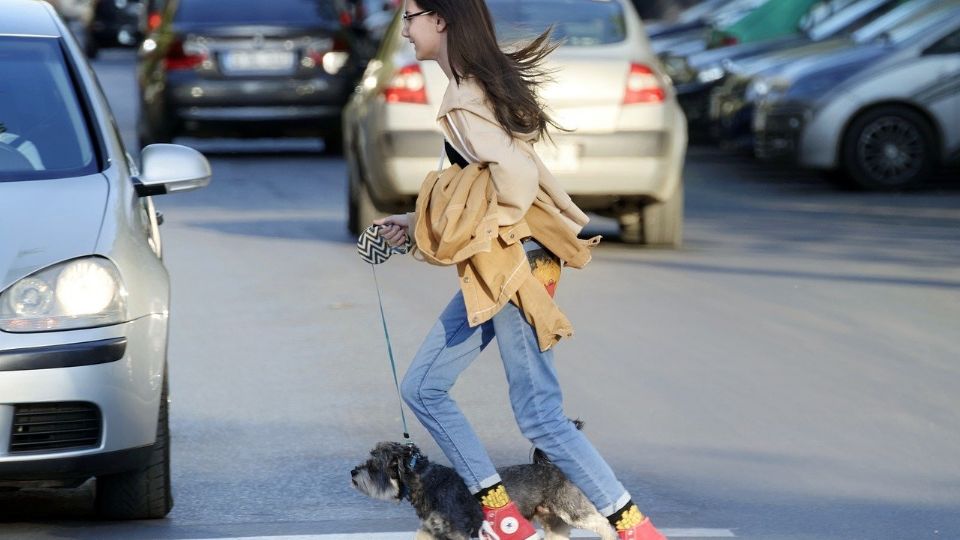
[531,419,584,465]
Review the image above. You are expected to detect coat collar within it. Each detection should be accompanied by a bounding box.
[436,76,487,121]
[436,77,538,142]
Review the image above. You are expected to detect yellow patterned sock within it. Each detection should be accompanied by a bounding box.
[476,483,511,508]
[609,502,645,531]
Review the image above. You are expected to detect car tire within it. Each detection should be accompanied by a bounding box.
[642,181,684,248]
[841,106,938,191]
[348,175,381,236]
[95,371,173,520]
[84,31,99,59]
[618,210,642,244]
[322,130,344,157]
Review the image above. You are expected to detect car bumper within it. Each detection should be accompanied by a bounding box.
[0,315,166,480]
[168,75,351,114]
[372,130,679,205]
[754,101,810,161]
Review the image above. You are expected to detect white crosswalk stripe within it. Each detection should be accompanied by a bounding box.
[182,529,736,539]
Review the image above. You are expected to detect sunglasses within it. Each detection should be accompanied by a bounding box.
[402,9,435,22]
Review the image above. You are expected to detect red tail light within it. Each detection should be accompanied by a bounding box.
[163,40,206,71]
[147,12,162,32]
[384,64,428,104]
[623,63,665,104]
[720,35,739,46]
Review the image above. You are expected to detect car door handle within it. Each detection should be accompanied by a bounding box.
[156,211,164,226]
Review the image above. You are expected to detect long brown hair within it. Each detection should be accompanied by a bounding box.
[414,0,564,140]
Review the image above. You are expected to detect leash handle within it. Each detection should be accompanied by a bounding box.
[370,265,411,441]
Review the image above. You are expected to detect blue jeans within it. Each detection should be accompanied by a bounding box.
[400,290,631,516]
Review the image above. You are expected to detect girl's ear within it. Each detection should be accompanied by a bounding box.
[435,15,447,32]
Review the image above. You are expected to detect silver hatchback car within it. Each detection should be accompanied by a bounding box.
[0,0,210,519]
[344,0,687,246]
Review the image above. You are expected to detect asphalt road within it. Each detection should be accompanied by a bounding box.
[1,50,959,540]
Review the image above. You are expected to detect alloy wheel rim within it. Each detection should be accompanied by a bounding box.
[857,116,924,185]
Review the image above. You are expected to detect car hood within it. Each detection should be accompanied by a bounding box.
[762,41,888,83]
[0,174,109,291]
[729,37,851,77]
[688,33,805,71]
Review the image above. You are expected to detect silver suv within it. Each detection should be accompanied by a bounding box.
[0,0,210,519]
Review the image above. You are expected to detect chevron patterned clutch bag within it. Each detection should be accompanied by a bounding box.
[357,225,411,264]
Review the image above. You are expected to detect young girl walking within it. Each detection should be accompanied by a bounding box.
[374,1,667,539]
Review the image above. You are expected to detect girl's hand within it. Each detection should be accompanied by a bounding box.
[373,214,410,247]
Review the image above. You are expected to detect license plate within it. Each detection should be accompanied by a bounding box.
[221,50,295,74]
[538,143,580,173]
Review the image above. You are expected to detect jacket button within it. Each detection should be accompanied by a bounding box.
[463,276,470,283]
[509,233,515,239]
[472,317,479,323]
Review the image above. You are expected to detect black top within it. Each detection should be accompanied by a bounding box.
[445,141,470,168]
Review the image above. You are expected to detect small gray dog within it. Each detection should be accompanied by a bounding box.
[350,432,616,539]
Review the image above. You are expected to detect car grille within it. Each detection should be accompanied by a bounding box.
[9,402,102,454]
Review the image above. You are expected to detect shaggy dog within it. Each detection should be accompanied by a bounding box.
[350,432,616,540]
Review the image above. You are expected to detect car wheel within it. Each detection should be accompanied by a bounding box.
[322,130,344,157]
[618,210,642,244]
[84,31,99,59]
[348,178,382,237]
[642,181,684,248]
[842,106,937,191]
[95,371,173,520]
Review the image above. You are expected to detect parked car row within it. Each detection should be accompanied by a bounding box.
[343,0,688,246]
[651,0,960,190]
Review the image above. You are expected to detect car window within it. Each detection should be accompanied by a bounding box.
[0,37,97,182]
[925,28,960,54]
[487,0,627,47]
[174,0,339,25]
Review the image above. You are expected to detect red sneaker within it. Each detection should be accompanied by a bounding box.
[478,500,540,540]
[618,517,668,540]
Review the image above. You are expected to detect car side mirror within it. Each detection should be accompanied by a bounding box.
[134,144,211,197]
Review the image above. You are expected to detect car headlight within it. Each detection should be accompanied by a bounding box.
[697,65,726,84]
[0,257,128,332]
[746,77,790,103]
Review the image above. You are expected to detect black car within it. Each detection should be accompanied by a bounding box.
[89,0,143,56]
[136,0,369,153]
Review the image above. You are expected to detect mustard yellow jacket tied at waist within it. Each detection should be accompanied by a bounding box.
[411,162,600,352]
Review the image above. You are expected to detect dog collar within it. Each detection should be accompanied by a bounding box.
[396,449,422,501]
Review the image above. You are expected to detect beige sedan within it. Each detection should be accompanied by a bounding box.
[343,0,687,246]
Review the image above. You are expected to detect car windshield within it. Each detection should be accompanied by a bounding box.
[805,0,892,40]
[874,7,960,45]
[0,37,97,182]
[487,0,627,46]
[852,0,947,43]
[676,0,738,24]
[798,0,859,35]
[175,0,338,25]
